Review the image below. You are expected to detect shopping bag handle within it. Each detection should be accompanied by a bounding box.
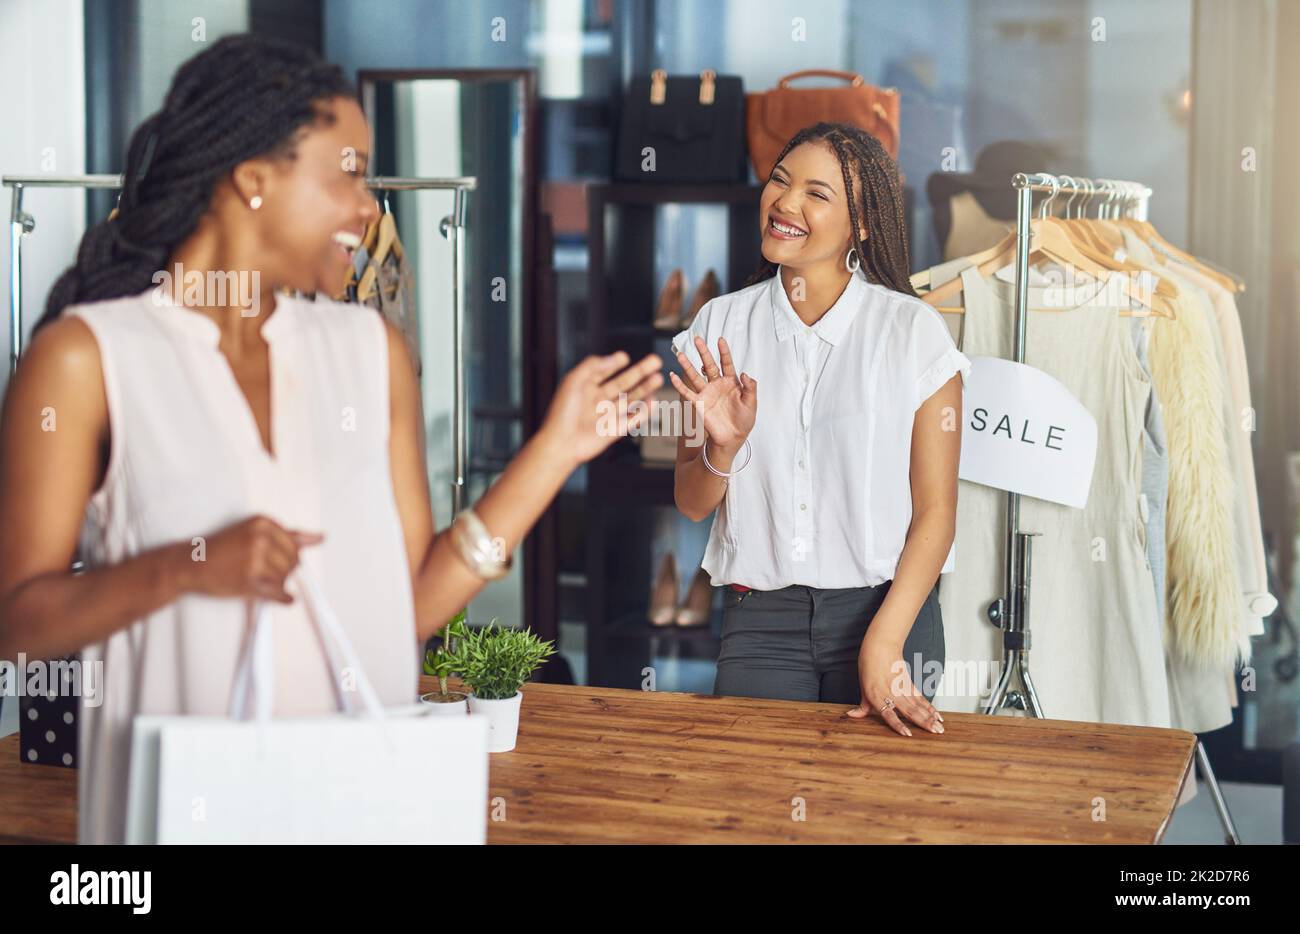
[228,561,386,722]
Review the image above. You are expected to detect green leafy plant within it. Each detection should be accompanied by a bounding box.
[456,620,557,700]
[422,612,470,696]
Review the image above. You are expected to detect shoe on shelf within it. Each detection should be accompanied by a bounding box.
[653,269,686,331]
[648,553,679,627]
[681,269,719,329]
[675,566,713,627]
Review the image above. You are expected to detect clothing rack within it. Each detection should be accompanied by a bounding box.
[4,173,477,515]
[984,170,1240,843]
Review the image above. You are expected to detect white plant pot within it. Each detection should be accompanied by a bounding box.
[467,691,523,752]
[419,691,469,716]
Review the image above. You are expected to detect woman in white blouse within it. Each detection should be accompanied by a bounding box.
[670,122,970,738]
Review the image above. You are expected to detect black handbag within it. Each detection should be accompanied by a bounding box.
[615,69,747,183]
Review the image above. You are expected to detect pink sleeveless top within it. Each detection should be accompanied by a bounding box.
[65,289,420,845]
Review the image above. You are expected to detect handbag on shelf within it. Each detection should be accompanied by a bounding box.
[124,562,489,844]
[744,69,901,181]
[615,68,747,183]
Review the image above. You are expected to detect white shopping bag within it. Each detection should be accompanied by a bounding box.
[125,563,488,844]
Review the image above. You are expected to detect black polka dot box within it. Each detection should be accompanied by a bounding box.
[17,653,80,769]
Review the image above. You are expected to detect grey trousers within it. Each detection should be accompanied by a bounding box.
[713,580,945,705]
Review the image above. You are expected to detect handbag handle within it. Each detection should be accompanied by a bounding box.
[648,68,719,105]
[776,69,866,89]
[228,561,386,723]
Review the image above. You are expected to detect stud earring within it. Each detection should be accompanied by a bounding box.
[249,195,263,211]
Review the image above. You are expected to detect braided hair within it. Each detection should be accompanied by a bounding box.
[746,122,917,297]
[36,34,356,334]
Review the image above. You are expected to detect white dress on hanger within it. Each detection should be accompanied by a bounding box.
[933,266,1172,728]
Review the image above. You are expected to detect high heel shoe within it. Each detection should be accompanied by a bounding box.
[648,553,679,627]
[653,269,686,331]
[681,269,719,329]
[675,566,713,627]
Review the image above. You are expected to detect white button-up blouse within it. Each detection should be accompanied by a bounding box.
[671,268,971,590]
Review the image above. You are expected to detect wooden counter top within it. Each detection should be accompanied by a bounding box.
[0,678,1195,844]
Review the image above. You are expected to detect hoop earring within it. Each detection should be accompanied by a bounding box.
[845,248,860,274]
[249,195,263,211]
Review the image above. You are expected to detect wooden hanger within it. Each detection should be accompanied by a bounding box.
[911,180,1121,294]
[1049,214,1178,303]
[910,236,1012,291]
[358,196,406,301]
[1103,178,1243,294]
[356,190,386,260]
[360,216,381,256]
[1037,179,1167,294]
[923,216,1174,317]
[1053,177,1115,255]
[912,180,1103,294]
[924,175,1179,317]
[1066,181,1149,264]
[341,197,385,296]
[1130,218,1243,294]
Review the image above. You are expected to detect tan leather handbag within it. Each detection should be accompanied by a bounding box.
[745,70,900,181]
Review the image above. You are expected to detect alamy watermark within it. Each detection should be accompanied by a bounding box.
[1036,263,1158,313]
[50,864,150,914]
[151,263,261,317]
[597,392,707,446]
[0,654,103,707]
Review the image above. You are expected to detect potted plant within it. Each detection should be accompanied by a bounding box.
[456,620,556,752]
[419,612,470,716]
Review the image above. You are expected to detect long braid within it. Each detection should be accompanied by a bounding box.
[36,34,356,334]
[745,122,918,298]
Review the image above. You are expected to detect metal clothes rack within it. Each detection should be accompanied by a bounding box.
[4,173,477,515]
[984,171,1240,843]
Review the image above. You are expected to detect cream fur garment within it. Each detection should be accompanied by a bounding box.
[1147,290,1244,670]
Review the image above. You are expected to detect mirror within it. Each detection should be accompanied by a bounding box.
[359,69,538,638]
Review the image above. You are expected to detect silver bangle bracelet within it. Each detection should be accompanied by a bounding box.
[701,438,752,479]
[450,508,512,580]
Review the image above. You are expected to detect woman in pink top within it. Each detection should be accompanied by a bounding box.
[0,35,661,843]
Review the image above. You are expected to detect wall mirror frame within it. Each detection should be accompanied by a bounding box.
[357,68,553,645]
